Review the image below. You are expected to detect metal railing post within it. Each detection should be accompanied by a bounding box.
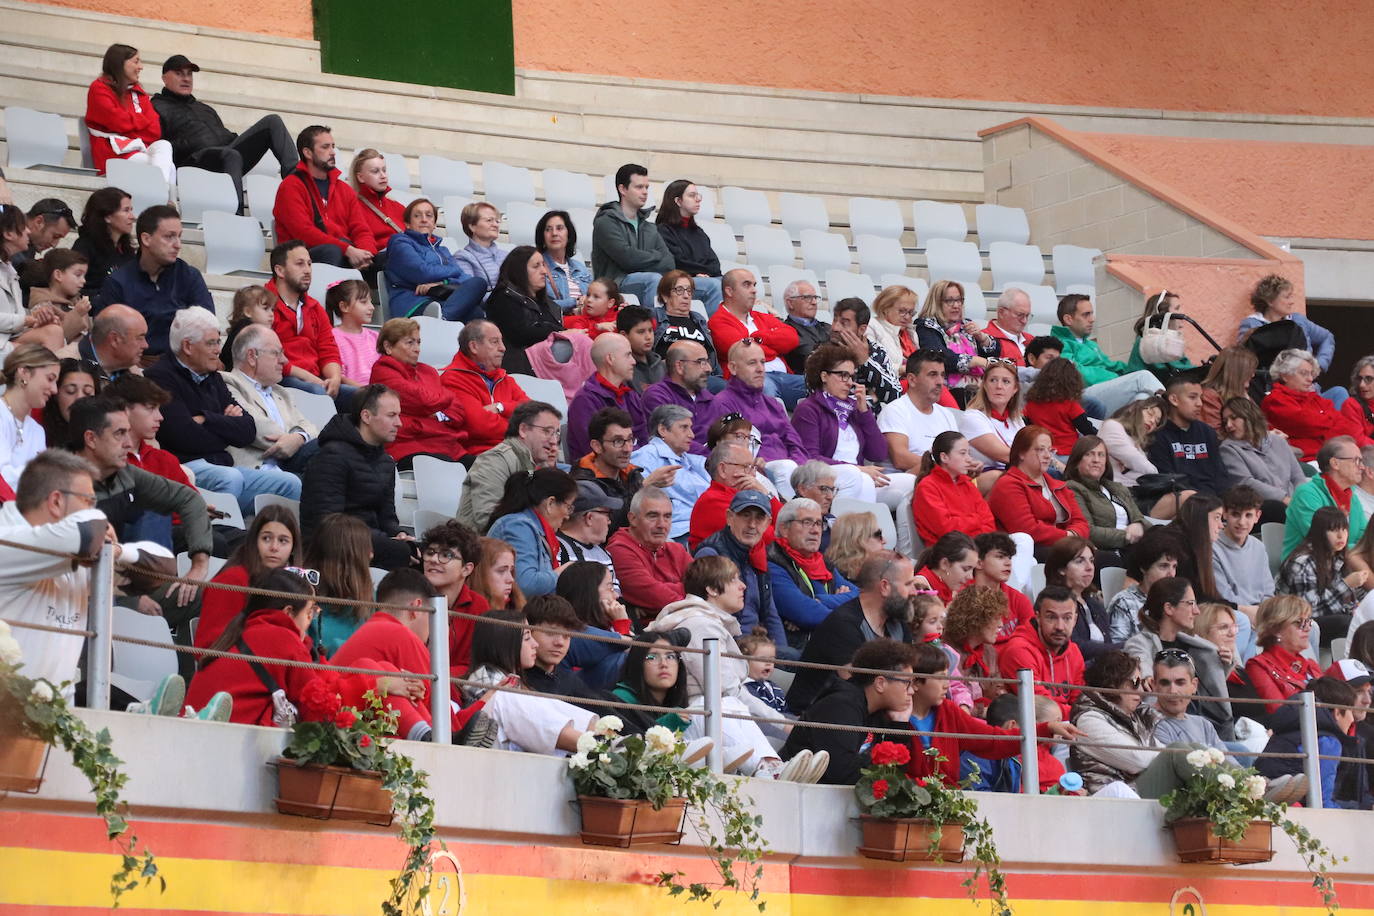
[430,596,451,744]
[702,637,722,773]
[1299,691,1323,810]
[1016,668,1039,795]
[85,543,115,710]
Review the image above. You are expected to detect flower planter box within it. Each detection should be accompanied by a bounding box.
[1170,817,1274,864]
[858,816,966,863]
[0,734,49,793]
[577,796,687,848]
[270,757,394,826]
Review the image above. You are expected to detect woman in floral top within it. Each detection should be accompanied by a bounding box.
[915,279,999,407]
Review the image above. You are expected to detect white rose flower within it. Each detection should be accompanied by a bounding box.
[0,634,22,667]
[576,731,599,754]
[1244,775,1267,800]
[569,751,591,770]
[1186,749,1210,768]
[1217,773,1236,789]
[598,753,611,764]
[1206,747,1226,765]
[644,725,676,753]
[29,681,53,702]
[593,715,624,737]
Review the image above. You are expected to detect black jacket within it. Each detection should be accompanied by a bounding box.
[785,597,911,714]
[484,281,564,375]
[152,89,236,164]
[72,234,134,299]
[145,355,255,465]
[523,665,621,724]
[300,414,400,541]
[780,678,910,785]
[1147,419,1231,498]
[1069,594,1119,664]
[656,220,721,277]
[783,317,832,374]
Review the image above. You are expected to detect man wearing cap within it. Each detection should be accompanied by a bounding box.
[768,497,855,653]
[689,441,780,552]
[153,54,298,212]
[1328,657,1374,809]
[556,480,623,589]
[570,407,677,533]
[695,488,795,660]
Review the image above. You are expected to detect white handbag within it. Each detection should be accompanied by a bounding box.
[1138,312,1186,364]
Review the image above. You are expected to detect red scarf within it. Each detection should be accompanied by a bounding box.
[1323,474,1353,514]
[1253,645,1320,696]
[777,538,832,582]
[899,328,918,359]
[535,511,561,569]
[595,372,632,400]
[959,639,991,677]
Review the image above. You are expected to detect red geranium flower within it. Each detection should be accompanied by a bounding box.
[359,735,372,748]
[299,678,342,722]
[334,709,358,729]
[872,779,889,800]
[870,742,911,767]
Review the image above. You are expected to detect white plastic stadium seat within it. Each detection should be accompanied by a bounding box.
[799,230,852,275]
[253,494,301,522]
[542,169,597,211]
[924,238,983,288]
[1261,522,1286,575]
[442,196,475,235]
[1100,566,1127,606]
[420,155,474,201]
[823,270,876,305]
[110,605,178,702]
[742,226,795,275]
[1004,282,1060,325]
[505,201,541,247]
[413,455,467,518]
[248,150,280,177]
[976,204,1030,248]
[307,264,363,309]
[1052,245,1100,295]
[988,242,1046,291]
[510,373,569,415]
[913,200,969,248]
[414,316,462,368]
[482,161,536,211]
[767,266,818,313]
[176,167,237,224]
[105,158,168,215]
[288,389,337,432]
[848,197,904,240]
[703,221,739,265]
[695,186,717,222]
[721,187,772,230]
[880,274,929,303]
[202,211,270,277]
[197,487,245,529]
[382,151,411,192]
[779,192,830,239]
[855,235,908,279]
[5,107,69,169]
[244,173,280,232]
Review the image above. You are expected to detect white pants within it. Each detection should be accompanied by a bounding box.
[684,695,777,774]
[485,689,596,756]
[764,460,799,499]
[123,139,176,188]
[1008,532,1035,593]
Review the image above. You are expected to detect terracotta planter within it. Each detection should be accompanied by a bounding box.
[858,816,966,862]
[577,796,687,848]
[0,734,50,793]
[270,757,394,826]
[1170,817,1274,864]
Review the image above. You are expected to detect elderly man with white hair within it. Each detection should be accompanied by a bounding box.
[984,286,1035,364]
[768,497,856,649]
[631,403,711,542]
[222,322,320,476]
[146,307,302,513]
[565,331,648,462]
[782,279,831,374]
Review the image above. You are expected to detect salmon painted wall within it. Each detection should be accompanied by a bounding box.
[32,0,1374,117]
[1084,134,1374,241]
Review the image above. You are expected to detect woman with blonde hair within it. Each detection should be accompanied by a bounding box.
[348,148,405,248]
[960,360,1023,492]
[368,317,467,466]
[1244,594,1322,714]
[1194,602,1243,673]
[915,279,999,406]
[1199,347,1258,431]
[1099,395,1195,520]
[471,537,526,611]
[866,285,920,378]
[824,511,885,582]
[0,344,59,492]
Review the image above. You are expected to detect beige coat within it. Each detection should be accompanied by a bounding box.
[220,369,319,468]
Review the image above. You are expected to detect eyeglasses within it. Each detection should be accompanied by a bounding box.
[600,436,634,448]
[883,674,917,692]
[790,517,824,529]
[645,652,682,663]
[814,485,837,495]
[422,546,461,563]
[59,489,98,507]
[285,566,321,586]
[1358,375,1374,385]
[1331,455,1361,465]
[525,422,562,440]
[678,357,712,367]
[670,285,693,295]
[986,357,1017,367]
[1293,617,1315,631]
[823,369,855,381]
[941,296,965,306]
[788,294,821,303]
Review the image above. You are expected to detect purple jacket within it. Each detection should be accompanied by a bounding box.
[642,378,715,455]
[791,392,887,464]
[703,377,807,463]
[566,374,648,462]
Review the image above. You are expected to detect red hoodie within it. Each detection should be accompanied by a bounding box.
[1261,382,1370,462]
[912,465,996,546]
[355,184,406,248]
[266,278,343,378]
[185,608,330,726]
[272,161,377,255]
[439,351,530,454]
[904,698,1050,786]
[369,354,467,462]
[996,619,1085,719]
[84,77,161,175]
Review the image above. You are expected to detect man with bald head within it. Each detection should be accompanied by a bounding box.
[79,303,149,382]
[705,338,808,497]
[222,322,320,475]
[782,279,830,374]
[642,339,715,452]
[707,268,806,409]
[565,331,647,462]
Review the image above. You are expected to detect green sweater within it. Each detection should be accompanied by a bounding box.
[1283,475,1367,559]
[1050,326,1126,386]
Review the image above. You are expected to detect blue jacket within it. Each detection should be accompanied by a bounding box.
[487,507,559,598]
[564,623,627,690]
[543,252,593,311]
[695,528,787,648]
[385,230,474,318]
[766,542,856,632]
[1237,313,1335,371]
[93,257,214,356]
[630,437,711,539]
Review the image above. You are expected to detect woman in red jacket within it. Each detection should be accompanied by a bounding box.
[1342,357,1374,440]
[914,531,978,604]
[987,425,1090,559]
[368,317,467,466]
[1244,594,1323,715]
[195,505,301,650]
[349,149,406,250]
[912,430,995,547]
[84,43,174,184]
[1261,348,1369,462]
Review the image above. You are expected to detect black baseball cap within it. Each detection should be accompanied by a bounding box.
[162,54,201,73]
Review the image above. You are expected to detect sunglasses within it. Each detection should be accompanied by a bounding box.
[285,566,321,587]
[1154,648,1192,665]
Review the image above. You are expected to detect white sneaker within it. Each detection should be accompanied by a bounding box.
[723,746,755,774]
[680,737,714,766]
[798,750,830,784]
[777,751,814,782]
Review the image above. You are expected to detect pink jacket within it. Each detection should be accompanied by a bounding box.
[526,332,595,402]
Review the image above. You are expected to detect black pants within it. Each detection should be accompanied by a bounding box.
[190,114,299,211]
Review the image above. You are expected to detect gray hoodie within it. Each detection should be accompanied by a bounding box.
[590,200,675,282]
[1212,532,1275,607]
[649,596,774,721]
[1218,433,1306,502]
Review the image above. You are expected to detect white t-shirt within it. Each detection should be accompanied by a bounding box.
[834,423,861,464]
[877,396,961,455]
[959,408,1024,469]
[0,407,47,492]
[744,314,788,373]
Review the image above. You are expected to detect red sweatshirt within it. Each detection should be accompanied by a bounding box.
[912,465,996,546]
[905,698,1051,786]
[272,161,377,255]
[606,528,691,614]
[194,564,249,649]
[84,77,161,174]
[186,608,323,726]
[439,351,530,454]
[355,184,406,248]
[266,278,343,378]
[987,466,1090,546]
[1261,382,1371,462]
[369,354,467,462]
[996,619,1085,719]
[707,308,799,379]
[447,585,490,677]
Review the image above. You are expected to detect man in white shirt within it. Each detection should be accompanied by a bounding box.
[878,349,961,472]
[221,323,319,476]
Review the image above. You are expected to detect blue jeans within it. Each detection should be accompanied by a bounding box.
[764,371,808,411]
[123,509,173,550]
[618,271,663,308]
[1084,370,1164,417]
[692,276,724,315]
[436,276,487,322]
[186,459,302,515]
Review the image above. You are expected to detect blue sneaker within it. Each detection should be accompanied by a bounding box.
[195,691,233,722]
[127,674,185,716]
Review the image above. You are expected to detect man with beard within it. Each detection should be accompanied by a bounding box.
[785,550,918,714]
[998,585,1086,719]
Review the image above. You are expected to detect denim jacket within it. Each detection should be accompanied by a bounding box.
[542,252,593,311]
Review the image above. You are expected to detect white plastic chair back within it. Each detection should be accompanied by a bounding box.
[913,200,970,248]
[799,229,852,275]
[1052,245,1100,295]
[253,494,301,522]
[703,221,739,265]
[823,270,876,306]
[779,192,829,239]
[202,211,269,276]
[307,264,363,308]
[414,315,462,368]
[442,195,475,235]
[381,151,411,192]
[510,373,569,415]
[542,169,597,211]
[420,155,474,201]
[288,389,337,431]
[976,204,1030,248]
[767,266,818,313]
[105,158,168,215]
[879,274,929,303]
[413,455,467,518]
[855,234,908,278]
[721,186,772,229]
[110,605,178,701]
[989,242,1046,291]
[925,238,983,288]
[848,197,904,240]
[178,167,238,224]
[5,107,68,169]
[1004,282,1060,325]
[742,225,795,275]
[482,161,536,211]
[197,487,245,529]
[505,201,542,247]
[244,173,280,232]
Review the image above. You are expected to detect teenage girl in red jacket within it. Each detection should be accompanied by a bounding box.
[85,44,175,184]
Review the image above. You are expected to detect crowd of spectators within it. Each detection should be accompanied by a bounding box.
[4,42,1373,803]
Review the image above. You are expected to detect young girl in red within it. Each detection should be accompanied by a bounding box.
[1024,357,1094,459]
[562,278,624,337]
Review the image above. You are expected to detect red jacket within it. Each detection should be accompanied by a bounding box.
[688,480,780,567]
[904,698,1048,786]
[996,619,1084,718]
[563,304,621,338]
[994,583,1034,645]
[1245,645,1322,714]
[355,184,406,248]
[272,161,377,255]
[1023,399,1086,456]
[1340,396,1374,441]
[1262,382,1371,462]
[194,564,249,649]
[606,527,691,615]
[984,321,1032,366]
[987,466,1090,546]
[916,565,955,604]
[446,585,490,677]
[129,440,191,486]
[332,612,431,702]
[84,77,161,175]
[707,308,799,379]
[185,608,323,726]
[912,465,996,546]
[369,354,467,462]
[266,279,343,378]
[439,351,529,454]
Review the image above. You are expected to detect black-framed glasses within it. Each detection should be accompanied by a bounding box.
[823,369,855,381]
[285,566,321,586]
[670,285,693,295]
[941,296,965,306]
[645,651,682,662]
[422,546,461,563]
